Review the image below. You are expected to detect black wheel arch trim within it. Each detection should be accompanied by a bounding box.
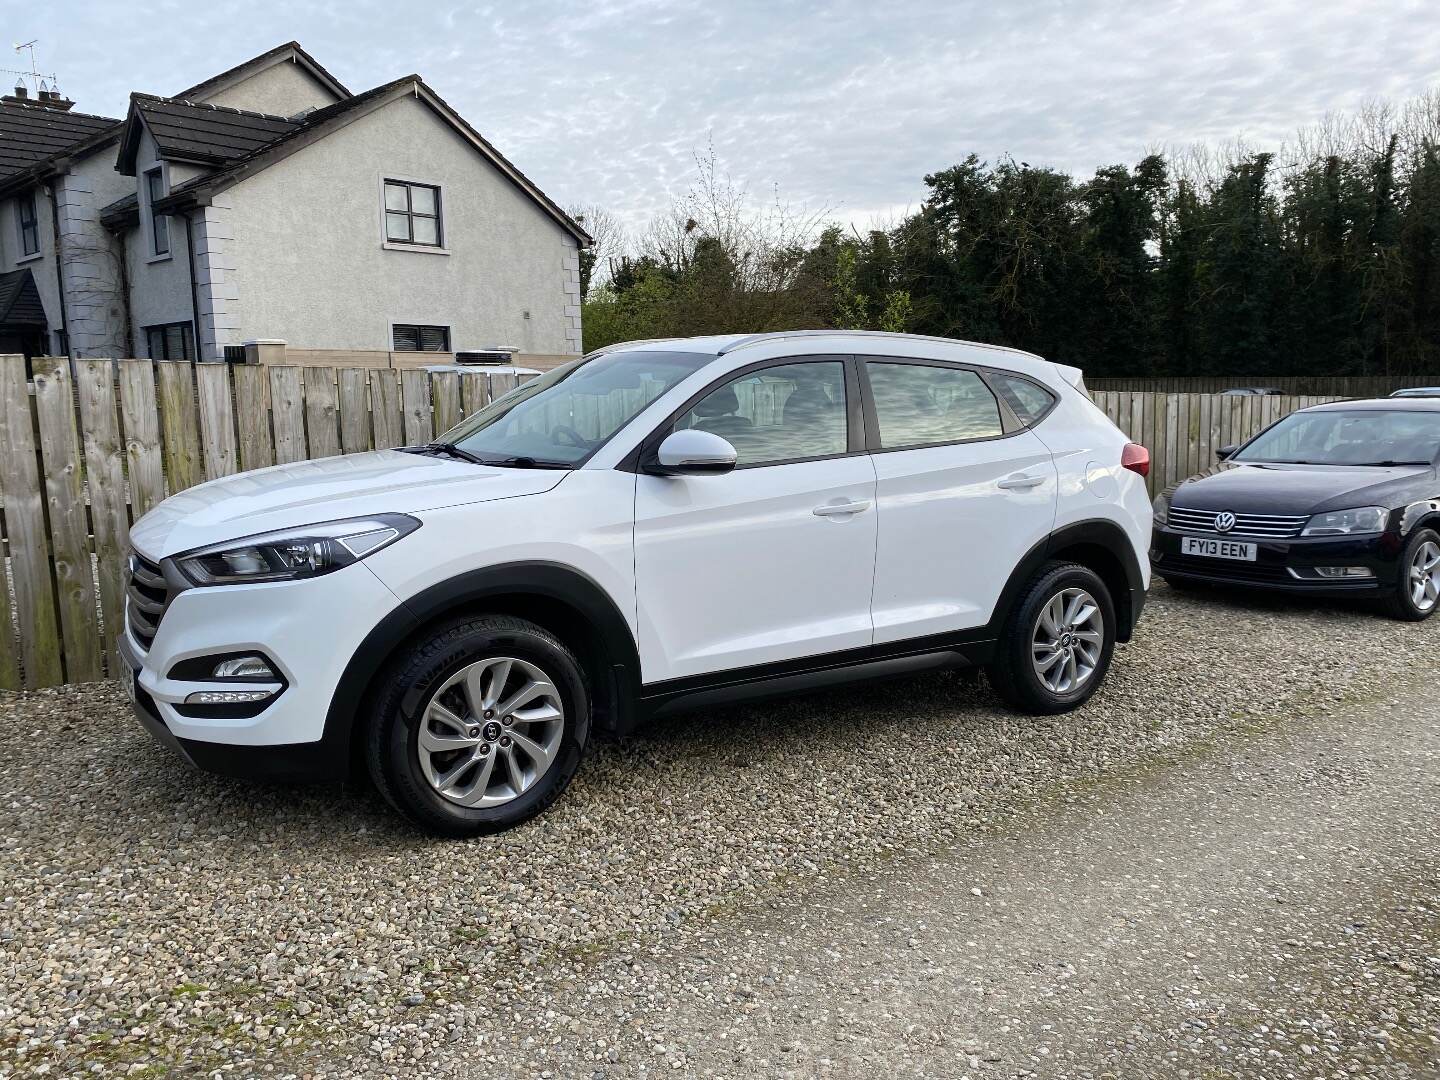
[322,561,642,775]
[997,519,1147,642]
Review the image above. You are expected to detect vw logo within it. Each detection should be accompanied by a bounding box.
[1213,511,1237,533]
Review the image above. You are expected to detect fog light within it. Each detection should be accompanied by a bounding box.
[1313,566,1373,579]
[213,656,275,678]
[184,689,277,704]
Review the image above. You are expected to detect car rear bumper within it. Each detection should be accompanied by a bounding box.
[1149,526,1404,594]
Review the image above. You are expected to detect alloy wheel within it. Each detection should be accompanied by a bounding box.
[1030,587,1104,694]
[1409,540,1440,613]
[416,656,565,807]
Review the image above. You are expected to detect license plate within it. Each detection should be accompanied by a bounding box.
[1182,536,1257,561]
[125,668,140,706]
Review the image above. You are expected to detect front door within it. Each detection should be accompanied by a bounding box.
[862,358,1059,643]
[634,358,878,683]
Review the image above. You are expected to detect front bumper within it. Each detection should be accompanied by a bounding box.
[1150,525,1404,594]
[122,559,404,782]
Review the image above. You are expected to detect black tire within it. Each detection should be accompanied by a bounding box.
[1380,527,1440,622]
[366,614,590,837]
[986,561,1117,715]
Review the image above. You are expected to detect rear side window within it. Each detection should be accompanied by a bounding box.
[866,362,1003,448]
[675,361,848,466]
[994,374,1056,425]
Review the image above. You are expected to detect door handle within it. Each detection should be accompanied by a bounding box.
[996,473,1046,491]
[813,500,872,517]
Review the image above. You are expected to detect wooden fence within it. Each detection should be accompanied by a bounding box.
[0,356,537,690]
[1088,390,1340,496]
[1087,374,1440,397]
[0,353,1340,689]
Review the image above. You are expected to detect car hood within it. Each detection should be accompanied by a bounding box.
[1169,460,1433,516]
[131,450,567,558]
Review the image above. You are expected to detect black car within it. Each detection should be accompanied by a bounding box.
[1150,398,1440,619]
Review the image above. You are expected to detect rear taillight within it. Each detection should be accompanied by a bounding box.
[1121,442,1150,477]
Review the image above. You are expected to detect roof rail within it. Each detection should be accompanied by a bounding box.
[716,329,1045,361]
[579,337,682,361]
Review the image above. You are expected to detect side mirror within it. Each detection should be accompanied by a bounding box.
[1216,444,1238,461]
[651,429,738,475]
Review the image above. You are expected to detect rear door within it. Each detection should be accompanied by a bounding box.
[862,357,1058,643]
[633,357,878,682]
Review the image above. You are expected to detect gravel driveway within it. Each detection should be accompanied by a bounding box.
[1,584,1436,1077]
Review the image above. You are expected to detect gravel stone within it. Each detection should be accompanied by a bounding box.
[0,583,1436,1076]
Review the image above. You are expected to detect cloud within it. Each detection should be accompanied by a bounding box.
[23,0,1440,236]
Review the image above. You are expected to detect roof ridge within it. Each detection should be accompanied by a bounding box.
[132,92,298,123]
[0,99,121,125]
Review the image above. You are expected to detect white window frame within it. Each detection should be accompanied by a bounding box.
[379,174,449,255]
[15,189,42,262]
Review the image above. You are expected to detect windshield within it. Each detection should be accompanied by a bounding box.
[434,350,714,465]
[1234,409,1440,466]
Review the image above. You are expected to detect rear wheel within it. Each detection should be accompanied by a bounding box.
[1382,528,1440,622]
[986,561,1116,714]
[366,615,590,836]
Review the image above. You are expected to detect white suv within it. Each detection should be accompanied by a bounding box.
[122,332,1153,835]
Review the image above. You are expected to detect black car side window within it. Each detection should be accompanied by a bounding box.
[993,374,1057,426]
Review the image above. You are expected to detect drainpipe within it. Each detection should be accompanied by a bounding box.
[44,177,69,357]
[115,228,135,357]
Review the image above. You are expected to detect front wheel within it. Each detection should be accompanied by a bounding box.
[1382,528,1440,622]
[366,615,590,837]
[986,561,1117,715]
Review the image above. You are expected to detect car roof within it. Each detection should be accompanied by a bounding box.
[1301,397,1440,412]
[604,330,1046,364]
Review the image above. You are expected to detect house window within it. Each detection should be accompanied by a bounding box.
[17,191,39,256]
[146,168,169,256]
[392,324,450,351]
[384,180,442,246]
[145,322,193,361]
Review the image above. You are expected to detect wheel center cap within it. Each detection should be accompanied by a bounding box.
[1060,633,1074,648]
[481,721,502,742]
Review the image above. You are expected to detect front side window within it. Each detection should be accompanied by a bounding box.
[144,321,193,361]
[384,180,442,246]
[440,350,714,466]
[17,190,39,256]
[673,361,849,466]
[393,324,451,351]
[145,168,169,256]
[866,362,1004,449]
[1234,409,1440,466]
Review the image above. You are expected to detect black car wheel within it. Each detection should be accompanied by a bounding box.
[366,615,590,836]
[987,561,1117,714]
[1383,527,1440,622]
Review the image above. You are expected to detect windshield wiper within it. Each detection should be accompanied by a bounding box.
[473,455,574,470]
[419,441,488,465]
[1352,460,1430,467]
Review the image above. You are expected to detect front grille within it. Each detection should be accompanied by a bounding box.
[1161,554,1297,583]
[126,553,171,651]
[1167,506,1308,539]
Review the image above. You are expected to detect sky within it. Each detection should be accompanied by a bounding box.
[7,0,1440,237]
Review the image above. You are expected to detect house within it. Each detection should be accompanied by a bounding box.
[0,42,589,368]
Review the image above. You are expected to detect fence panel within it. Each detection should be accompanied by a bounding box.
[196,363,239,481]
[233,365,275,472]
[0,355,62,688]
[118,361,165,517]
[34,362,104,683]
[156,361,203,493]
[337,369,372,454]
[75,360,130,676]
[304,367,341,459]
[270,367,307,465]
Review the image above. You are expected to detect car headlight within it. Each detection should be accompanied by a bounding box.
[1151,491,1170,526]
[1300,506,1388,537]
[176,514,420,585]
